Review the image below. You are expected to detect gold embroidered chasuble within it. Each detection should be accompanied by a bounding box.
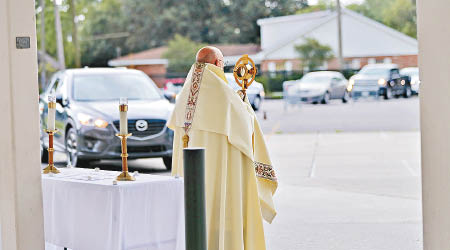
[167,63,277,250]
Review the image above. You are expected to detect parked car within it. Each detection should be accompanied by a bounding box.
[39,68,174,169]
[163,81,184,103]
[348,64,411,100]
[285,71,350,104]
[225,73,265,111]
[400,67,420,94]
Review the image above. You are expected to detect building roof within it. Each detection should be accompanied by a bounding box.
[257,8,418,59]
[108,44,261,67]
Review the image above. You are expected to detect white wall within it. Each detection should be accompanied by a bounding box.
[0,0,45,249]
[418,0,450,249]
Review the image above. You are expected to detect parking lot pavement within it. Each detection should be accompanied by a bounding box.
[42,97,423,250]
[264,131,422,250]
[257,97,420,134]
[43,130,423,250]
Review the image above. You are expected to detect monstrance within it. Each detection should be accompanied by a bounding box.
[233,54,258,101]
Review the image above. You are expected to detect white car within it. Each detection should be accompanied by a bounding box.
[400,67,420,94]
[225,73,265,111]
[286,71,350,104]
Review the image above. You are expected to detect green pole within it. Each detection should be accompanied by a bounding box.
[183,147,207,250]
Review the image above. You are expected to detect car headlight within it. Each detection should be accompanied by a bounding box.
[78,113,108,128]
[378,78,387,86]
[347,84,353,92]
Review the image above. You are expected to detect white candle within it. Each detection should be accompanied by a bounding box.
[47,95,56,131]
[119,97,128,135]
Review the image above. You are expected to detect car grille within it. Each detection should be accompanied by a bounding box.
[113,119,166,138]
[116,145,166,154]
[354,80,378,87]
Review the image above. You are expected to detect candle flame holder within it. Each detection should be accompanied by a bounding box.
[116,133,135,181]
[43,129,60,174]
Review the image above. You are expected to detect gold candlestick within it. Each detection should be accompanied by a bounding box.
[43,129,60,174]
[116,133,135,181]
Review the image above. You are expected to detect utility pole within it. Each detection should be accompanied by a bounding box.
[69,0,80,68]
[336,0,344,71]
[40,0,46,89]
[53,0,65,69]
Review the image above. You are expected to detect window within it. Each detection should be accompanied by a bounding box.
[268,62,276,72]
[368,58,376,64]
[47,75,61,96]
[284,61,293,72]
[390,68,400,76]
[383,58,392,64]
[352,59,361,69]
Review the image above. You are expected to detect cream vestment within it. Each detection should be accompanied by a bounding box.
[168,62,277,250]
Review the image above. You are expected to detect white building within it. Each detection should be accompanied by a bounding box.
[257,8,418,72]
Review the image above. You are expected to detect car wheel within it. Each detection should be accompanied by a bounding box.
[66,127,89,168]
[404,85,412,98]
[321,92,330,104]
[163,157,172,171]
[342,91,349,103]
[384,87,392,100]
[252,96,261,111]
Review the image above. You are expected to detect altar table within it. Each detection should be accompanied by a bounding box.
[42,168,185,250]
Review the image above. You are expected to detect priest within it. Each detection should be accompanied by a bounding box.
[168,46,277,250]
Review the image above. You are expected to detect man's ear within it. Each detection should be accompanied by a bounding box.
[214,59,219,67]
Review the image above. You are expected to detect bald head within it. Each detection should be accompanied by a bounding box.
[196,46,224,69]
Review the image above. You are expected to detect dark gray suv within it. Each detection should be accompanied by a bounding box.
[39,68,174,169]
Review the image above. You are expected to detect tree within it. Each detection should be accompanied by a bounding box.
[295,38,334,70]
[382,0,416,38]
[296,0,333,14]
[347,0,417,38]
[163,34,205,73]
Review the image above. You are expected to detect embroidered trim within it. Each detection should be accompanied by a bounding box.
[254,161,277,181]
[183,63,206,146]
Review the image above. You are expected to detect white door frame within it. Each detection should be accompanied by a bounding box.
[0,0,45,249]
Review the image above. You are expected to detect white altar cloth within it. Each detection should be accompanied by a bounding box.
[42,168,185,250]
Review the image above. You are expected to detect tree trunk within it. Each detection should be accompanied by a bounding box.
[53,0,65,69]
[69,0,80,68]
[39,0,46,89]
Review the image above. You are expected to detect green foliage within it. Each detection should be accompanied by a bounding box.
[163,35,205,73]
[295,38,334,71]
[35,0,417,69]
[256,71,304,93]
[296,0,333,14]
[347,0,417,38]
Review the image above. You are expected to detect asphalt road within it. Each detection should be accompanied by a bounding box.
[50,96,420,172]
[257,96,420,134]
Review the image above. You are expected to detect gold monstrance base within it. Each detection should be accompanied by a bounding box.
[116,133,135,181]
[43,129,60,174]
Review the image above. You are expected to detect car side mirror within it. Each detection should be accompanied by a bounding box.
[164,92,176,103]
[55,94,67,107]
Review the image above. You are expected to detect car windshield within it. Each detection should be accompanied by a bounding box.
[400,68,419,77]
[73,73,161,101]
[225,75,241,90]
[300,74,332,83]
[359,67,390,76]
